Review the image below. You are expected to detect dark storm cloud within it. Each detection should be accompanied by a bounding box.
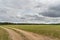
[39,4,60,17]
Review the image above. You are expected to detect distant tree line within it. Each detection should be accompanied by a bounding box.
[0,22,60,25]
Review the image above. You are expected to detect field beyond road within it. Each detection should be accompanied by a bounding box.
[0,25,60,40]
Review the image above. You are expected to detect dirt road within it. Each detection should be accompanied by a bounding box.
[1,27,59,40]
[1,28,24,40]
[12,28,59,40]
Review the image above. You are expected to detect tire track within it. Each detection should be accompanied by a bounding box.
[1,27,24,40]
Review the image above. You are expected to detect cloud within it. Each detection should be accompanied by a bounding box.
[0,0,60,23]
[39,4,60,17]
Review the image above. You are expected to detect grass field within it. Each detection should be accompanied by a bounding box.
[1,25,60,39]
[0,27,11,40]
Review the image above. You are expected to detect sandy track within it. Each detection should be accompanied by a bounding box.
[1,28,24,40]
[12,28,59,40]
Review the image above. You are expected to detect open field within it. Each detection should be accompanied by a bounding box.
[0,25,60,40]
[1,25,60,39]
[0,27,11,40]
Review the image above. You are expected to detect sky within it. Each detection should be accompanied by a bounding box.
[0,0,60,23]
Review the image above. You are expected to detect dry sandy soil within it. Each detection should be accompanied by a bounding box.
[1,27,59,40]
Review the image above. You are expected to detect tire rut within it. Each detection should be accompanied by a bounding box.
[1,27,24,40]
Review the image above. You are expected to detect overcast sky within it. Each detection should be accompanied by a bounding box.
[0,0,60,23]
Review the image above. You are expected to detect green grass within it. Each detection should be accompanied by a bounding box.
[1,25,60,39]
[0,27,11,40]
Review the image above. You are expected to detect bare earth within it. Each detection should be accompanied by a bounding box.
[2,27,60,40]
[1,28,24,40]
